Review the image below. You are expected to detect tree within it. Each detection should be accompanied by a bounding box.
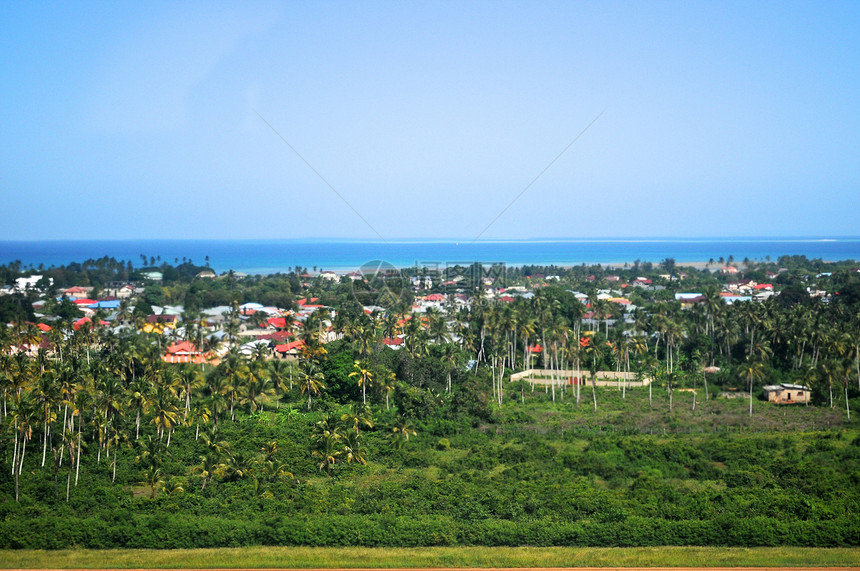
[390,417,417,449]
[740,360,766,416]
[298,360,326,410]
[348,361,373,405]
[312,415,341,475]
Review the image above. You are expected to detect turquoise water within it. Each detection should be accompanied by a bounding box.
[1,238,859,275]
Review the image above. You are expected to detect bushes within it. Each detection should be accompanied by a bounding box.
[2,513,859,548]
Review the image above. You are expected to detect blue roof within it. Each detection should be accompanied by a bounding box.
[88,300,121,309]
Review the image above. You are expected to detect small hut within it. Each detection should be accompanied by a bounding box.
[762,383,811,404]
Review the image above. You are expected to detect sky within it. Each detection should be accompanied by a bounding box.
[1,1,859,241]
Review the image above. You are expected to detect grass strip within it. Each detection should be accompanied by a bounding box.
[0,546,859,568]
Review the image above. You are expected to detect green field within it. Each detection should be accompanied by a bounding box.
[1,546,859,568]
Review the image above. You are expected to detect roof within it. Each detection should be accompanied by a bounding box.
[88,300,121,309]
[258,331,292,341]
[72,317,109,330]
[146,314,178,323]
[164,340,202,355]
[275,340,305,353]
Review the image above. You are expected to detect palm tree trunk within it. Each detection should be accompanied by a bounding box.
[749,373,754,417]
[590,374,598,412]
[42,420,48,467]
[18,435,27,476]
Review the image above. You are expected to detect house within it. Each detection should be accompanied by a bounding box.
[162,341,207,364]
[762,383,811,404]
[383,337,404,349]
[274,339,305,359]
[63,286,91,299]
[142,314,178,333]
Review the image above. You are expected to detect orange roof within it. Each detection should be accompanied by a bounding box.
[528,344,542,353]
[165,340,201,355]
[37,323,52,332]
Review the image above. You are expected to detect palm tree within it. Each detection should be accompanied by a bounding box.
[349,361,374,405]
[312,415,341,475]
[739,360,766,417]
[243,360,274,412]
[341,430,367,465]
[150,378,181,445]
[340,402,374,435]
[141,466,165,499]
[298,360,326,410]
[194,453,223,491]
[390,417,417,449]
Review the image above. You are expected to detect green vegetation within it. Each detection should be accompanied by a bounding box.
[2,545,859,568]
[1,255,859,549]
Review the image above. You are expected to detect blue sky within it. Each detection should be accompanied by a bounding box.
[2,1,858,240]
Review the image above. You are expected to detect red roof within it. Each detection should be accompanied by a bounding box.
[528,344,542,353]
[73,298,97,305]
[267,317,287,329]
[146,314,178,323]
[296,297,320,306]
[383,337,404,346]
[754,284,773,290]
[424,293,445,301]
[64,286,88,293]
[497,295,515,302]
[36,323,52,332]
[275,340,304,353]
[72,317,109,330]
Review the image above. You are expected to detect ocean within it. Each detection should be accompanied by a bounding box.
[1,238,859,275]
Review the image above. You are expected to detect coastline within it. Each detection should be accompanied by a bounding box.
[2,238,858,275]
